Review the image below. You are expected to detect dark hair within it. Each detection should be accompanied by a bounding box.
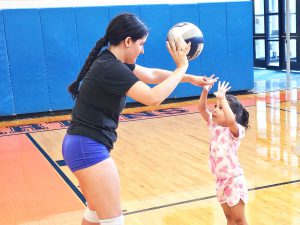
[68,13,149,99]
[225,94,249,129]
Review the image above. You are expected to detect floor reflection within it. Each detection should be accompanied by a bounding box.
[255,87,300,168]
[253,76,300,93]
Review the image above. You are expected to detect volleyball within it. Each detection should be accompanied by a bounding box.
[167,22,204,61]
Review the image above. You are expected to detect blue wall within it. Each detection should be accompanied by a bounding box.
[0,1,253,116]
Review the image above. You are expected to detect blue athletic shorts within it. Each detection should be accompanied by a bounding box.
[62,134,110,172]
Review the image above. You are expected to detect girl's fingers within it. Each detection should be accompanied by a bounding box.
[225,81,230,88]
[223,81,226,87]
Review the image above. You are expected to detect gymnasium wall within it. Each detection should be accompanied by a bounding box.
[0,1,253,116]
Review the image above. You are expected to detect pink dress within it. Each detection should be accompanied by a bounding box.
[207,114,248,206]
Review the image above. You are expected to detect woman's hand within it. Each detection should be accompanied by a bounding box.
[166,36,190,70]
[190,74,218,88]
[214,81,231,99]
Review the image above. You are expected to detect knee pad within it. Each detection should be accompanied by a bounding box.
[83,207,99,223]
[99,215,124,225]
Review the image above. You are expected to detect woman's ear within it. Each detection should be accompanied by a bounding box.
[124,37,132,48]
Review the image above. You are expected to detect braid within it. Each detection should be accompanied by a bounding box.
[68,37,108,99]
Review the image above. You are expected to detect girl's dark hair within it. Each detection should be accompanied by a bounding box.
[226,94,249,129]
[68,13,149,99]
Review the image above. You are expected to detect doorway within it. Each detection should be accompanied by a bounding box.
[253,0,300,70]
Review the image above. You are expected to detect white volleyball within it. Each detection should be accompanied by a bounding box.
[167,22,204,61]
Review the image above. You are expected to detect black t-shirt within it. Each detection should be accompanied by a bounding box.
[67,50,139,149]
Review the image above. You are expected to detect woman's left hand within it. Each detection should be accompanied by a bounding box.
[189,74,218,87]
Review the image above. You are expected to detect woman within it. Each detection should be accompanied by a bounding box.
[62,13,216,225]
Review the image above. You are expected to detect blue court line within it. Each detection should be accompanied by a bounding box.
[24,122,300,217]
[56,159,66,166]
[23,105,300,216]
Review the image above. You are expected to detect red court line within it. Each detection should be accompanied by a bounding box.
[0,134,84,225]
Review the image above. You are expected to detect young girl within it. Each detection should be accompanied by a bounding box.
[198,79,249,225]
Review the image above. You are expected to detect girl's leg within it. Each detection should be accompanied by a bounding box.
[74,157,122,224]
[221,203,235,225]
[230,200,248,225]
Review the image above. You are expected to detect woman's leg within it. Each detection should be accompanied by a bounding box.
[74,157,122,224]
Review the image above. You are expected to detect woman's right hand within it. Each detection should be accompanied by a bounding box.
[166,36,190,71]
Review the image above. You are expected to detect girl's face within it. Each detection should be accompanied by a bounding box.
[212,100,228,126]
[125,35,148,64]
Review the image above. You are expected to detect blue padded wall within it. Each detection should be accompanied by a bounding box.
[3,9,50,114]
[0,10,15,116]
[75,7,109,66]
[40,8,80,110]
[227,1,254,91]
[199,3,228,94]
[140,4,174,99]
[140,4,172,69]
[0,2,254,116]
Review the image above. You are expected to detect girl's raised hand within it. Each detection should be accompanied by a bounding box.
[214,81,231,99]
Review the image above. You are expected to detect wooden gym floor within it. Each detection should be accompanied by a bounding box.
[0,78,300,225]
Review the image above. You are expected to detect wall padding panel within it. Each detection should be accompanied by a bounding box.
[0,10,15,116]
[140,4,174,98]
[75,7,109,66]
[40,8,80,110]
[3,9,50,114]
[199,3,228,94]
[226,1,254,91]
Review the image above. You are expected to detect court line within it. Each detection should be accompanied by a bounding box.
[26,129,300,216]
[15,98,299,216]
[22,109,300,217]
[123,179,300,215]
[266,105,300,113]
[25,133,86,204]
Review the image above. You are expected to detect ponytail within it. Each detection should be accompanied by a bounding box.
[226,94,250,130]
[68,13,148,99]
[68,37,108,99]
[241,107,249,130]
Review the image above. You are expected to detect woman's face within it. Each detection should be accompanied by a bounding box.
[125,35,148,64]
